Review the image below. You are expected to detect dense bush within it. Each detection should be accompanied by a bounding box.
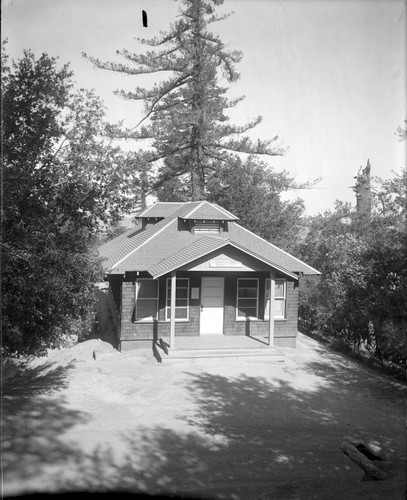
[297,171,407,376]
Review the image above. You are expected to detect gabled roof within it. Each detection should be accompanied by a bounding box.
[98,201,320,277]
[148,238,300,280]
[148,236,228,278]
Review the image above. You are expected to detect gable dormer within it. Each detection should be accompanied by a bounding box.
[180,201,239,234]
[179,219,228,234]
[135,202,184,230]
[140,217,163,230]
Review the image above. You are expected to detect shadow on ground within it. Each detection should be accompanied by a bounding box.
[3,337,406,500]
[2,360,89,486]
[54,354,406,499]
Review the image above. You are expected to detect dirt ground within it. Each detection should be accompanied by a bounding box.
[2,333,406,499]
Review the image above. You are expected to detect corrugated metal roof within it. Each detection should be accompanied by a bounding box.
[98,218,176,271]
[98,226,144,270]
[182,201,238,220]
[136,202,184,218]
[148,236,228,277]
[98,202,320,276]
[228,224,320,275]
[112,221,191,274]
[100,202,203,273]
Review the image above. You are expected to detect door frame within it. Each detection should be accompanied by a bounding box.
[199,276,225,335]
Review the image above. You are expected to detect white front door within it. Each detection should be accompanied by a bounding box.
[200,277,225,335]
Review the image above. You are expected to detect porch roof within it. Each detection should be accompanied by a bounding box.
[98,201,320,277]
[147,238,299,279]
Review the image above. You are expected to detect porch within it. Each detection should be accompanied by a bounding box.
[154,334,286,362]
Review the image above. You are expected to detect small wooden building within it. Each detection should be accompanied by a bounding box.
[98,201,320,352]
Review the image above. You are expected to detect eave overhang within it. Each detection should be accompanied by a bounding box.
[148,240,299,280]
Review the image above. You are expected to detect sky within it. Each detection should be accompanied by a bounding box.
[2,0,406,215]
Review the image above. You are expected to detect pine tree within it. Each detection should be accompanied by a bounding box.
[84,0,284,200]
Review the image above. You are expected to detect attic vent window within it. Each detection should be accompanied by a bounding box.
[194,221,221,233]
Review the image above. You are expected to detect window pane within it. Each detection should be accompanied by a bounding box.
[238,298,257,308]
[237,279,258,319]
[239,279,258,288]
[274,299,285,317]
[194,222,220,232]
[176,279,189,288]
[237,307,257,318]
[275,280,285,298]
[138,280,157,299]
[167,280,189,298]
[166,294,188,305]
[175,308,188,319]
[166,278,189,320]
[264,298,270,319]
[238,287,257,298]
[265,279,270,298]
[167,307,188,319]
[176,288,188,299]
[265,279,285,299]
[265,300,285,319]
[136,299,157,320]
[175,298,188,307]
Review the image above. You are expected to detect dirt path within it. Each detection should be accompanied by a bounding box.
[2,334,406,499]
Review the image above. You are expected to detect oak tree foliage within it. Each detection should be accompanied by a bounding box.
[2,48,138,355]
[297,169,407,375]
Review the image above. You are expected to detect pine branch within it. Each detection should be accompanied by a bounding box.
[209,137,286,156]
[215,117,263,136]
[137,21,190,47]
[201,146,230,163]
[116,49,185,73]
[147,143,192,163]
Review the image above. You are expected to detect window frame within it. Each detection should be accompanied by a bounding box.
[236,278,259,321]
[165,277,190,322]
[193,221,221,233]
[134,278,159,322]
[264,278,286,320]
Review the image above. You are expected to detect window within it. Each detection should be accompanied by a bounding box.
[194,221,220,233]
[166,278,189,320]
[135,279,158,321]
[236,278,258,319]
[265,279,286,320]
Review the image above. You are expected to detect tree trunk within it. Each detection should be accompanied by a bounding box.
[353,159,372,222]
[340,441,389,480]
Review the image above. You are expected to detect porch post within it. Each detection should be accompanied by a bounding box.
[268,270,275,347]
[169,271,176,349]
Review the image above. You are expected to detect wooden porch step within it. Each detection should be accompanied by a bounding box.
[153,339,285,362]
[166,348,285,360]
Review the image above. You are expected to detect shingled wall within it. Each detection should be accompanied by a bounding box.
[118,272,298,350]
